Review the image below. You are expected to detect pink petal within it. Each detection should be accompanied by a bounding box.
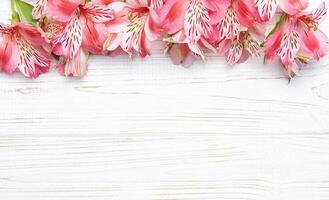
[59,49,89,77]
[238,50,251,64]
[32,0,47,19]
[92,0,116,5]
[264,20,290,60]
[0,35,19,74]
[82,3,114,23]
[144,13,160,42]
[255,0,279,21]
[279,0,308,16]
[298,22,329,60]
[104,33,122,51]
[225,38,243,65]
[233,0,258,28]
[278,31,300,65]
[182,51,197,67]
[82,19,108,54]
[168,43,190,65]
[16,37,51,78]
[52,17,83,59]
[47,0,82,22]
[15,23,47,46]
[161,0,189,34]
[184,0,211,43]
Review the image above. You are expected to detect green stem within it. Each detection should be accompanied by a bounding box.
[10,0,20,23]
[10,0,15,12]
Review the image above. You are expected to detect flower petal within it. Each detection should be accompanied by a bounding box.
[255,0,279,21]
[57,49,89,77]
[279,0,308,16]
[32,0,47,20]
[47,0,82,22]
[0,35,19,74]
[82,3,114,23]
[16,36,51,78]
[52,17,83,59]
[225,38,243,65]
[278,31,300,65]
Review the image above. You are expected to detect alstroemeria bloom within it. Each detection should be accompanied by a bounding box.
[218,29,263,65]
[255,0,309,21]
[160,0,223,63]
[163,29,217,66]
[212,0,264,65]
[264,2,329,77]
[35,0,114,76]
[0,23,50,78]
[104,0,161,57]
[215,0,260,43]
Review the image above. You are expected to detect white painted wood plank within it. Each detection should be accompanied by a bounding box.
[1,1,329,200]
[1,136,329,200]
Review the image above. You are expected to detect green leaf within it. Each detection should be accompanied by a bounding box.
[15,0,37,26]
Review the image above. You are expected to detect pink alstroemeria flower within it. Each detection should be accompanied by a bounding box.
[163,30,217,67]
[218,28,263,65]
[104,0,162,57]
[33,0,114,76]
[264,2,329,77]
[0,23,50,78]
[214,0,260,42]
[213,0,263,65]
[160,0,222,64]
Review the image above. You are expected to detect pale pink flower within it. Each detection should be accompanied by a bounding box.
[163,29,217,66]
[264,2,329,77]
[218,28,263,65]
[0,22,50,78]
[104,0,162,57]
[56,48,89,77]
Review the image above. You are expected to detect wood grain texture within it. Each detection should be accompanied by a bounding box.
[1,1,329,199]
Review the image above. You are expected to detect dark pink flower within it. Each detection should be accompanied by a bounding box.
[264,2,329,76]
[0,22,50,78]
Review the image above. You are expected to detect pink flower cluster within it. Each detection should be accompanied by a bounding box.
[0,0,328,78]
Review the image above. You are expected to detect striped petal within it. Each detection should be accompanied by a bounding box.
[16,36,50,78]
[83,3,115,23]
[226,38,243,65]
[255,0,279,21]
[150,0,164,12]
[278,31,300,65]
[32,0,47,20]
[0,23,13,34]
[184,0,211,43]
[52,17,83,59]
[312,2,327,26]
[121,16,145,56]
[218,7,240,41]
[245,36,261,57]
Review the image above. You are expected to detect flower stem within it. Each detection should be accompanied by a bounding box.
[10,0,20,23]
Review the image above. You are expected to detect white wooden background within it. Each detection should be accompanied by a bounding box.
[1,1,329,200]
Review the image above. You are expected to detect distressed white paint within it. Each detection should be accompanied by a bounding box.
[1,1,329,200]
